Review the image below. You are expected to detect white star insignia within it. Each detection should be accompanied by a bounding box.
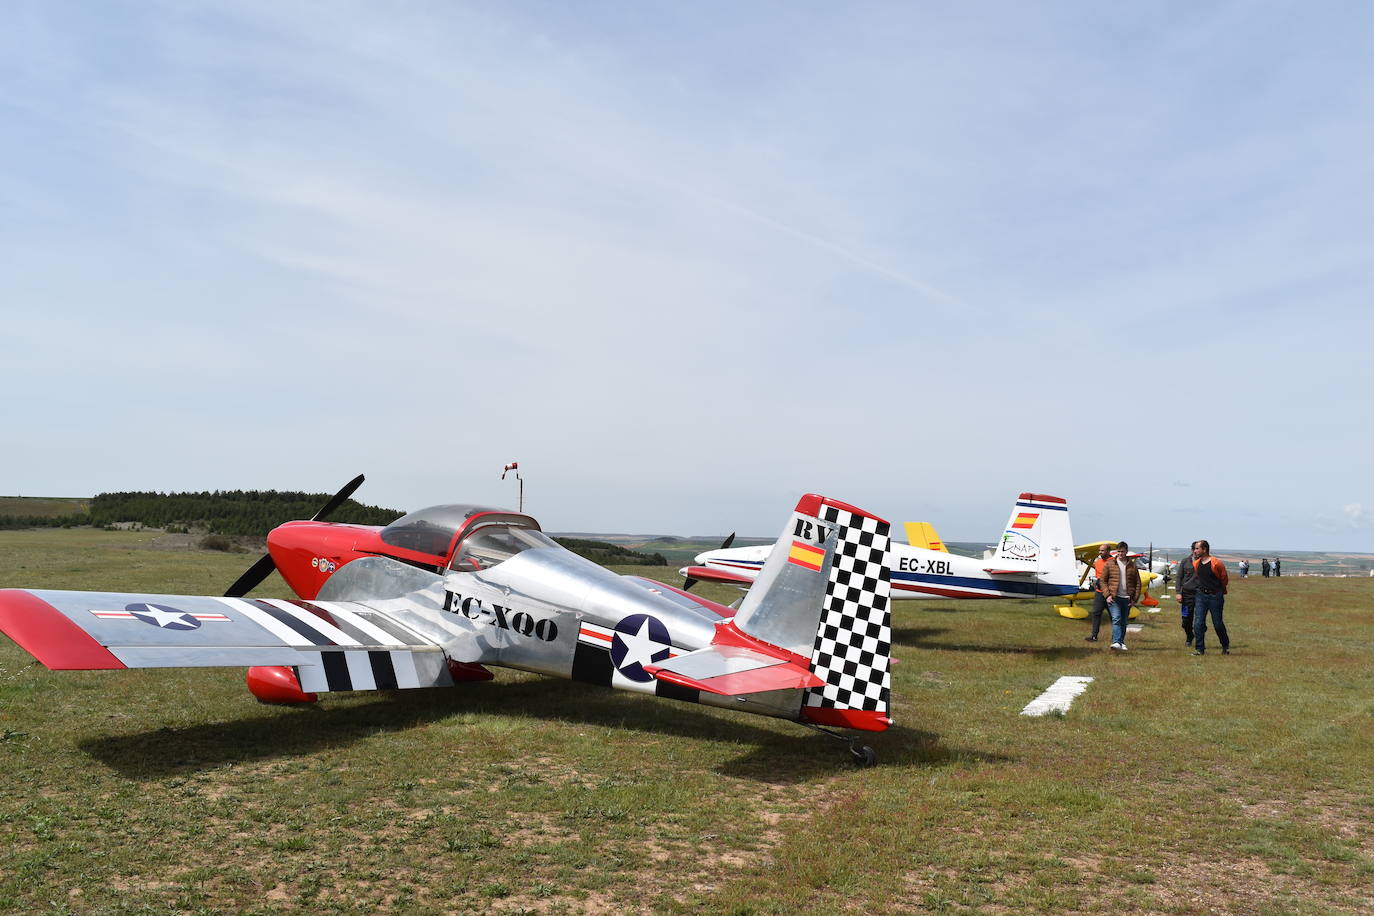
[134,607,193,628]
[615,619,670,669]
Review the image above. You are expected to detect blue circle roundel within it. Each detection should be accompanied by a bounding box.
[126,602,201,630]
[609,614,672,682]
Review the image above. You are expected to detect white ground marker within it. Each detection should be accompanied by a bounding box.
[1021,676,1095,717]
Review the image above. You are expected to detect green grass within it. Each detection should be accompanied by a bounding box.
[3,530,1374,913]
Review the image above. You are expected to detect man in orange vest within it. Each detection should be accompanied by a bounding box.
[1188,539,1230,656]
[1085,543,1113,642]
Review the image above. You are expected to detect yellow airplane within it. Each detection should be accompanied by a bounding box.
[1054,541,1161,619]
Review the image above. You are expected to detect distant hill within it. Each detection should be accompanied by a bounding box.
[552,538,666,567]
[0,496,91,528]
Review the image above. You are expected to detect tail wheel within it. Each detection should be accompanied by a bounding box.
[849,744,877,767]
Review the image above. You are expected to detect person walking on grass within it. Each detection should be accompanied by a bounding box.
[1188,539,1230,656]
[1084,542,1112,643]
[1098,540,1141,651]
[1176,541,1200,647]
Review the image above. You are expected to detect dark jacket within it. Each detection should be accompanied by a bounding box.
[1099,555,1142,604]
[1175,555,1198,596]
[1189,555,1229,595]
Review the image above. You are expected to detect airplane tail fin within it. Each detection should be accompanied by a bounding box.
[992,493,1078,596]
[904,521,948,553]
[733,494,893,731]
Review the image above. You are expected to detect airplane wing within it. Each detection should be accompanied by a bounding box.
[1074,541,1115,564]
[0,588,469,694]
[622,577,733,619]
[677,565,757,588]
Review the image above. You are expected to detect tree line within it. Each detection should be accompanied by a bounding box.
[0,490,402,535]
[551,537,668,567]
[2,492,667,567]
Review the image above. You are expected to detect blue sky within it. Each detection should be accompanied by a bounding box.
[3,1,1371,550]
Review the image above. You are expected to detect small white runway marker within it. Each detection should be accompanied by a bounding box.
[1021,676,1094,717]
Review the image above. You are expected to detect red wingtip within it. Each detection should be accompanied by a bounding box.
[0,589,127,670]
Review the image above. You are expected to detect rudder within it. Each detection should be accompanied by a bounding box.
[798,498,893,732]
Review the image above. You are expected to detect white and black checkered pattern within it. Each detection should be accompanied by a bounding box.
[804,505,891,712]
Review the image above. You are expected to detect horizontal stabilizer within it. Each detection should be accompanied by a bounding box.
[645,644,823,696]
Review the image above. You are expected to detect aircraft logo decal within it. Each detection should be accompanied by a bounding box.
[1010,512,1039,530]
[1000,530,1039,560]
[609,614,672,682]
[89,602,231,630]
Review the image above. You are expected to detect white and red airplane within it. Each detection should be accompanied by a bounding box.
[0,478,893,765]
[682,493,1079,601]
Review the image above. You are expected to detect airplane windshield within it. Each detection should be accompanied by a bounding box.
[380,504,531,557]
[450,525,558,572]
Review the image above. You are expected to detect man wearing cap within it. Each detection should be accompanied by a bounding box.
[1097,541,1141,651]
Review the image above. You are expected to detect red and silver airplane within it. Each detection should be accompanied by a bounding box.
[682,492,1079,601]
[0,478,892,765]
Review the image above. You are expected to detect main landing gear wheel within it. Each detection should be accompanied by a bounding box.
[849,744,877,768]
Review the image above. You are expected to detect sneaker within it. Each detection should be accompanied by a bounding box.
[1118,643,1128,651]
[1085,635,1098,642]
[1191,650,1204,656]
[1222,648,1230,655]
[1109,642,1122,650]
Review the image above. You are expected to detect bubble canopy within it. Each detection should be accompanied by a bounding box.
[376,504,551,569]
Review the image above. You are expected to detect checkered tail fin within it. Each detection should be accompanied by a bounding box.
[732,494,892,733]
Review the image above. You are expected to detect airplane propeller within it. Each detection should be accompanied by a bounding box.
[224,474,366,598]
[682,531,735,592]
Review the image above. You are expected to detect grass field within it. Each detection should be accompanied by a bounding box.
[2,528,1373,914]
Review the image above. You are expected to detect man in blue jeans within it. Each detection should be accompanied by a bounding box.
[1097,541,1141,651]
[1188,539,1230,656]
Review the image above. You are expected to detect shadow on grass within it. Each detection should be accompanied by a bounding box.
[70,678,827,781]
[893,626,1099,659]
[81,675,1005,783]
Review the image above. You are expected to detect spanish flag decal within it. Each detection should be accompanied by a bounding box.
[787,540,826,571]
[1011,512,1039,530]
